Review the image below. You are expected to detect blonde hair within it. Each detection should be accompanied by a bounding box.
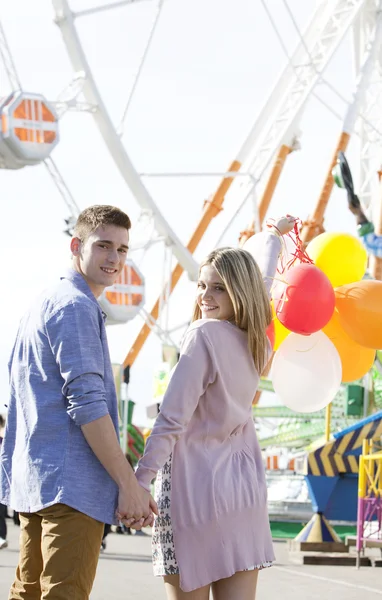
[192,247,272,373]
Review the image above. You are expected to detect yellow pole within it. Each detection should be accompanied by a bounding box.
[358,454,366,499]
[325,403,331,442]
[123,160,241,368]
[301,131,351,243]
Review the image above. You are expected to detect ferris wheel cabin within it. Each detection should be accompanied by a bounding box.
[99,260,145,325]
[0,91,59,169]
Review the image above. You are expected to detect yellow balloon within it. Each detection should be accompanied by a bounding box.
[306,232,367,288]
[323,309,375,383]
[271,302,290,350]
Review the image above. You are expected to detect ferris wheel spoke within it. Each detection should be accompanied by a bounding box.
[118,0,165,136]
[53,72,97,117]
[0,19,22,91]
[44,157,81,235]
[73,0,153,20]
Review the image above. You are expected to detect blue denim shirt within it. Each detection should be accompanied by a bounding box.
[0,270,119,524]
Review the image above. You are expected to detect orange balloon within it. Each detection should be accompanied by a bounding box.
[271,301,290,350]
[323,310,375,382]
[335,280,382,349]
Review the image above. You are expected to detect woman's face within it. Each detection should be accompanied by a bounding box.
[196,265,234,321]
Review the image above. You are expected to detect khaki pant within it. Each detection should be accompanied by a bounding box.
[9,503,104,600]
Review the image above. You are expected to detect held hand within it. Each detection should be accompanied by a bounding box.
[129,513,154,530]
[266,215,297,236]
[126,492,159,530]
[115,481,155,528]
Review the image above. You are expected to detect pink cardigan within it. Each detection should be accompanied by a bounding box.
[136,233,280,591]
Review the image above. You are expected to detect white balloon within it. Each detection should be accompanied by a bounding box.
[243,231,269,261]
[244,231,296,262]
[271,331,342,413]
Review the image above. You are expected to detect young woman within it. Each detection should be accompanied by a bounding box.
[135,216,296,599]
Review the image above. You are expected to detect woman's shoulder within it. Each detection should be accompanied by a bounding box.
[186,319,244,343]
[187,318,232,332]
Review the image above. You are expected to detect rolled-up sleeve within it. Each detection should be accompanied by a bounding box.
[256,232,282,298]
[45,300,109,426]
[136,326,216,490]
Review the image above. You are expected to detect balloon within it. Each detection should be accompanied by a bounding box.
[323,310,375,382]
[273,263,335,335]
[266,320,275,349]
[306,232,367,288]
[243,231,268,259]
[271,301,290,350]
[272,331,342,413]
[335,280,382,349]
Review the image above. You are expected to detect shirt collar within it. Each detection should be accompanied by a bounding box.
[61,269,107,321]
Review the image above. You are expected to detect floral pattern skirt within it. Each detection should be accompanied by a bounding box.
[152,453,273,577]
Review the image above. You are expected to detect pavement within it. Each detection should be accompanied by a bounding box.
[1,520,382,599]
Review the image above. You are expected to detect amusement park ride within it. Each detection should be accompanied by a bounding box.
[1,0,382,545]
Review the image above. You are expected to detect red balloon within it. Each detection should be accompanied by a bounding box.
[266,320,275,349]
[273,263,335,335]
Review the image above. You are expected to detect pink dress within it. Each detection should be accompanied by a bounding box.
[136,233,280,592]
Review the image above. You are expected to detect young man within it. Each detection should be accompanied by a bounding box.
[0,205,157,600]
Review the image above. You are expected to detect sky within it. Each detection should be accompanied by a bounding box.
[0,0,367,426]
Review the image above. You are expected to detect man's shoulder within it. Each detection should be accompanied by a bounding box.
[41,279,98,322]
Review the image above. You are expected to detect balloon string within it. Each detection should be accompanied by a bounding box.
[266,217,314,318]
[270,276,289,315]
[275,219,314,274]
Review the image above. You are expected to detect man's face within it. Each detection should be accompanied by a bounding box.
[71,224,129,297]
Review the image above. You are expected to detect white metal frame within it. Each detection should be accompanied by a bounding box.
[229,0,366,211]
[0,20,21,90]
[52,0,199,281]
[48,0,382,271]
[44,158,81,235]
[2,0,381,262]
[353,0,382,214]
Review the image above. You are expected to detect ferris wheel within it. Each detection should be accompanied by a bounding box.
[1,0,382,385]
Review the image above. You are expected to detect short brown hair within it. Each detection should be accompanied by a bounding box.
[73,205,131,242]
